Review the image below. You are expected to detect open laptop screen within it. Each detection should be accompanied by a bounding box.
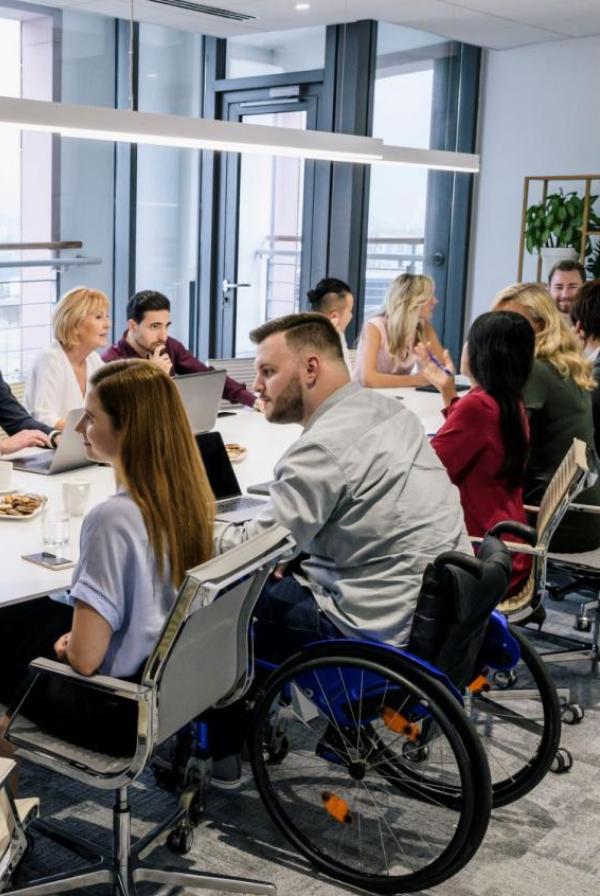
[195,432,241,501]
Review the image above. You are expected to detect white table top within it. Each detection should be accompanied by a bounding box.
[1,386,448,606]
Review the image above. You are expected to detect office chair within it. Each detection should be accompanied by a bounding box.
[492,438,600,677]
[3,525,295,896]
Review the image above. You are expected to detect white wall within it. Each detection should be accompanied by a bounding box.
[468,34,600,323]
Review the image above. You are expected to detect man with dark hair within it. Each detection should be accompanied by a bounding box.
[306,277,354,371]
[216,311,469,648]
[548,259,586,315]
[0,371,57,455]
[102,290,259,408]
[571,279,600,454]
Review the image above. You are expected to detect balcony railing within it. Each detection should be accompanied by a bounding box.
[255,234,424,321]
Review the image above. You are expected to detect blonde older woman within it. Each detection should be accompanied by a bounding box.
[493,282,600,553]
[353,272,445,387]
[25,287,110,430]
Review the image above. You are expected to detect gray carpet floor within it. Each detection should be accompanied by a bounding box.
[13,592,600,896]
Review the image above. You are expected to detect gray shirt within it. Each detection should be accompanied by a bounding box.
[215,383,470,645]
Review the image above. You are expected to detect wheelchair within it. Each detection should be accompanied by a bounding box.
[156,535,565,894]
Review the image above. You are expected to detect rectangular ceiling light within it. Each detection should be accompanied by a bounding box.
[0,97,480,172]
[0,96,383,164]
[377,144,480,173]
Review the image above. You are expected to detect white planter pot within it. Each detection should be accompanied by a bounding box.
[540,247,579,281]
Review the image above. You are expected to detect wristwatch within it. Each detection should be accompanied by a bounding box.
[49,430,61,448]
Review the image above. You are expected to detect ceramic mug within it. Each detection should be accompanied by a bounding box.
[62,479,91,517]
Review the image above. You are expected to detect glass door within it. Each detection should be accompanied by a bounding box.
[216,90,318,357]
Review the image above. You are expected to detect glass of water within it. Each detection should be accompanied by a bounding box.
[41,504,70,551]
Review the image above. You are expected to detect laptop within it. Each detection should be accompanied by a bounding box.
[13,408,93,476]
[195,431,268,523]
[173,369,227,435]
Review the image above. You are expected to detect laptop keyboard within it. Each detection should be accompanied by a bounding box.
[218,496,264,513]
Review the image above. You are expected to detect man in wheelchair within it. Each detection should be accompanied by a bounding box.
[215,312,471,652]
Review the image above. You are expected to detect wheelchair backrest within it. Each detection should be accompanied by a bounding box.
[142,525,295,745]
[407,535,512,690]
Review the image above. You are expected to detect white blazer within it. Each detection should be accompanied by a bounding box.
[25,342,104,427]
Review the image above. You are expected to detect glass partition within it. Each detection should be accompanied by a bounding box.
[227,27,325,79]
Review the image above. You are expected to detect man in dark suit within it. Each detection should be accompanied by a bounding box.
[0,370,55,455]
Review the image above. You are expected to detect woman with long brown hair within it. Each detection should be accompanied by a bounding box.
[0,359,214,757]
[493,282,600,552]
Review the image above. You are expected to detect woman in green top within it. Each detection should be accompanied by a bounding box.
[494,282,600,552]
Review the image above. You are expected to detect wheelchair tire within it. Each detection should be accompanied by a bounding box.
[249,642,491,894]
[467,626,561,808]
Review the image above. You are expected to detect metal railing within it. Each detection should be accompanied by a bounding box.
[255,234,424,320]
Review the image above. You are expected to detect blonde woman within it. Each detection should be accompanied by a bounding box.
[0,360,214,758]
[353,273,445,387]
[25,286,110,430]
[493,282,600,552]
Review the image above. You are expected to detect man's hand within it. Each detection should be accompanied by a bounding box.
[54,631,71,662]
[254,398,265,413]
[150,346,173,376]
[1,429,52,455]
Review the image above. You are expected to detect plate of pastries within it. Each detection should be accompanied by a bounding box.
[224,443,248,463]
[0,492,46,520]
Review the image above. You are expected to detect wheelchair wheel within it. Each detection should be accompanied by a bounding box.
[465,626,561,808]
[249,642,491,894]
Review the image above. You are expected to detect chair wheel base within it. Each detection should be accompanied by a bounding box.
[550,748,573,774]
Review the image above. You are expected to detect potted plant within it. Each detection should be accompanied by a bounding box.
[525,188,600,279]
[587,240,600,280]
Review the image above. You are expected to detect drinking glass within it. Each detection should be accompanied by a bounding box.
[41,504,70,550]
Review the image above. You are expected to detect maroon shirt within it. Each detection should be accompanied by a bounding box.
[102,333,256,408]
[431,386,531,597]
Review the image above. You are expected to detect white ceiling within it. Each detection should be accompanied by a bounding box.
[17,0,600,50]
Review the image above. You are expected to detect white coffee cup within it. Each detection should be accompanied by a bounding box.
[62,479,91,517]
[0,461,13,491]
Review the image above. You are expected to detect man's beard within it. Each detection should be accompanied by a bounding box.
[267,374,304,424]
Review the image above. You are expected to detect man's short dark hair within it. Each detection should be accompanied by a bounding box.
[570,279,600,339]
[548,260,586,284]
[127,290,171,323]
[250,312,344,362]
[306,277,352,314]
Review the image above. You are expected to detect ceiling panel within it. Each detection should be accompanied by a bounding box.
[10,0,600,48]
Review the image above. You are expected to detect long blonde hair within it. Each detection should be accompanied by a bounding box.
[385,273,434,357]
[53,286,110,349]
[493,282,595,391]
[90,359,215,586]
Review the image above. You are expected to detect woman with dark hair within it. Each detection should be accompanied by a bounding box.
[415,311,535,596]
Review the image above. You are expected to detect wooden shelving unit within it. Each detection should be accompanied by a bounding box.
[517,174,600,280]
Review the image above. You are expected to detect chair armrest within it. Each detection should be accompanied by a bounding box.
[487,520,538,546]
[470,536,541,556]
[566,502,600,515]
[27,657,149,700]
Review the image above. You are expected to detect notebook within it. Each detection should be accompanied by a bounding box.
[195,431,268,523]
[12,408,93,476]
[173,369,227,434]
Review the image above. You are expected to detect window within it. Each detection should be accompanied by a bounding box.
[135,23,203,343]
[365,24,458,320]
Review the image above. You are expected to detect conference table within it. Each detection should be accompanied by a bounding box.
[1,384,449,607]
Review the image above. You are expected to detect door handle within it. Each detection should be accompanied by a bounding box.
[222,279,251,300]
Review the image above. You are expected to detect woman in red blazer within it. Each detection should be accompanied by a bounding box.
[415,311,535,597]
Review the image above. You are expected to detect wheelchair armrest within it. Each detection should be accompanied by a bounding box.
[27,657,148,700]
[487,520,538,546]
